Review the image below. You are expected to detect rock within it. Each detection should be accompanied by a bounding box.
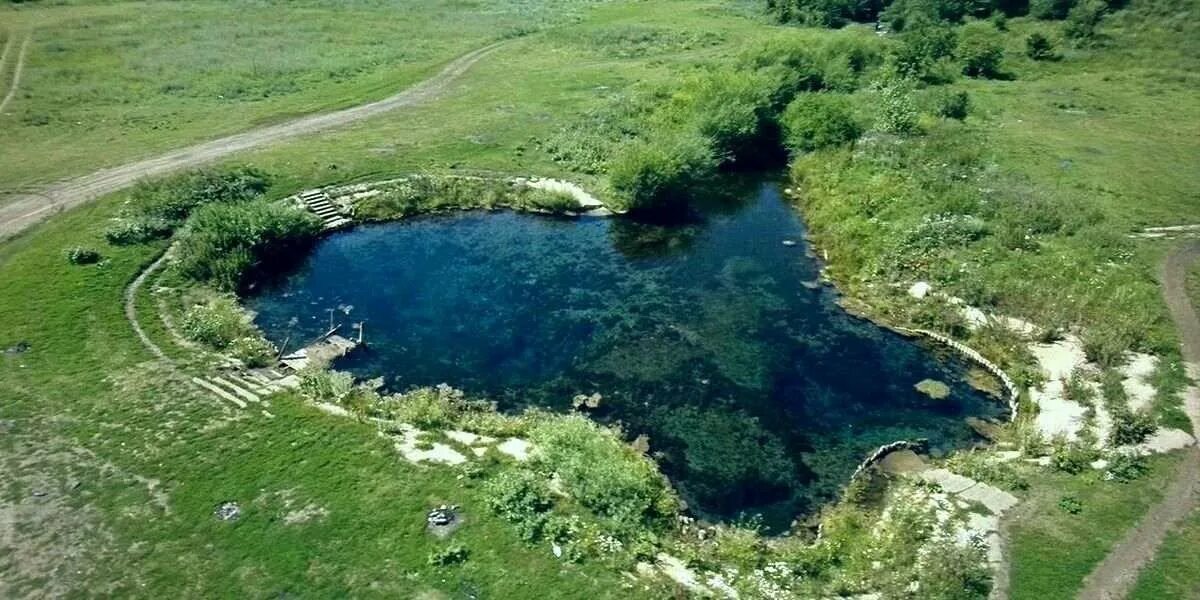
[966,417,1002,440]
[214,501,241,521]
[782,239,798,247]
[552,543,563,558]
[915,379,951,400]
[497,438,532,461]
[907,282,931,299]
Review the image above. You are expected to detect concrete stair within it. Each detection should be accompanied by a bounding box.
[299,189,352,230]
[191,367,302,410]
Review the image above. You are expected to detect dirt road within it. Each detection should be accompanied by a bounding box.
[0,42,503,240]
[1077,240,1200,600]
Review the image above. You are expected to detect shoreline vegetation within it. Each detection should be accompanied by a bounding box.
[1,0,1196,597]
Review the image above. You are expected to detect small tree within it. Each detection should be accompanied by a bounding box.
[958,23,1005,78]
[934,90,971,120]
[1025,32,1058,60]
[1064,0,1106,43]
[780,93,863,154]
[873,81,920,135]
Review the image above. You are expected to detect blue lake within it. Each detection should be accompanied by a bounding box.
[247,182,1004,529]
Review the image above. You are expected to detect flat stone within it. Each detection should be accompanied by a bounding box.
[496,438,532,461]
[908,281,931,299]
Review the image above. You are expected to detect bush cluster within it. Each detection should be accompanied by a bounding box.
[180,297,257,349]
[64,246,101,265]
[174,199,321,291]
[106,167,270,245]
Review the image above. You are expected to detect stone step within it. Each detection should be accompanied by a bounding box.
[209,375,262,404]
[244,370,274,386]
[226,372,267,392]
[191,377,247,409]
[299,190,327,200]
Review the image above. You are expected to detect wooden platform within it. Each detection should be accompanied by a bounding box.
[281,334,359,371]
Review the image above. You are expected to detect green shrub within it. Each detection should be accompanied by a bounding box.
[873,80,920,134]
[934,90,971,120]
[427,544,469,566]
[1105,452,1148,482]
[1025,32,1058,59]
[377,385,469,429]
[607,131,716,213]
[662,69,776,166]
[957,23,1005,78]
[64,246,101,265]
[890,23,958,81]
[528,415,678,534]
[483,468,554,541]
[180,297,256,349]
[781,93,863,154]
[104,217,173,246]
[1063,0,1106,42]
[1109,410,1156,446]
[1031,0,1077,19]
[1049,440,1098,474]
[174,199,321,291]
[227,336,277,368]
[132,166,269,224]
[297,367,356,403]
[1058,494,1083,514]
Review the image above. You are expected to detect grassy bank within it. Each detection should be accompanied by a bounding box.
[1006,453,1183,599]
[2,0,1198,596]
[1130,502,1200,599]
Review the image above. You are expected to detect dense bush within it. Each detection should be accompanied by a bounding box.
[483,469,555,541]
[1104,452,1148,482]
[766,0,888,27]
[873,81,920,134]
[890,23,958,81]
[1108,409,1156,446]
[957,23,1005,77]
[131,167,270,224]
[64,246,101,265]
[174,199,321,291]
[660,69,777,166]
[607,131,716,213]
[104,217,173,245]
[427,545,469,566]
[1031,0,1076,19]
[180,297,258,349]
[527,415,678,535]
[1025,32,1058,59]
[1063,0,1106,42]
[781,93,863,154]
[934,89,971,119]
[227,336,277,367]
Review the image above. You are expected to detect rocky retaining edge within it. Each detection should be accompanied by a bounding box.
[842,329,1020,489]
[898,327,1020,422]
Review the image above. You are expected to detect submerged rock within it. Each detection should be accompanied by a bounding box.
[915,379,951,400]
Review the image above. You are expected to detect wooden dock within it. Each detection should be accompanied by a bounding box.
[280,334,359,371]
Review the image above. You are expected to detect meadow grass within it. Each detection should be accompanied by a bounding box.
[0,0,606,194]
[1007,453,1182,600]
[1130,503,1200,599]
[1,0,1198,596]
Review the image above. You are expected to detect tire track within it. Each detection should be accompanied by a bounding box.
[1077,240,1200,600]
[0,41,505,240]
[0,33,30,114]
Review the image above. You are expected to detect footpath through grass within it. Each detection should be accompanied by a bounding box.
[0,0,603,194]
[1006,453,1182,600]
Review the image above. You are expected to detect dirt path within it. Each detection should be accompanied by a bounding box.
[1077,239,1200,600]
[0,34,29,114]
[0,41,504,240]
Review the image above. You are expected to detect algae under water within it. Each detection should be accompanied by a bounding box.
[247,182,1004,529]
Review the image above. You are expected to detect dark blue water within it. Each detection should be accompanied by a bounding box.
[248,183,1003,529]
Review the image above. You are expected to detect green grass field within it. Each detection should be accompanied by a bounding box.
[0,0,607,194]
[2,0,1198,596]
[1131,503,1200,599]
[1007,454,1182,599]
